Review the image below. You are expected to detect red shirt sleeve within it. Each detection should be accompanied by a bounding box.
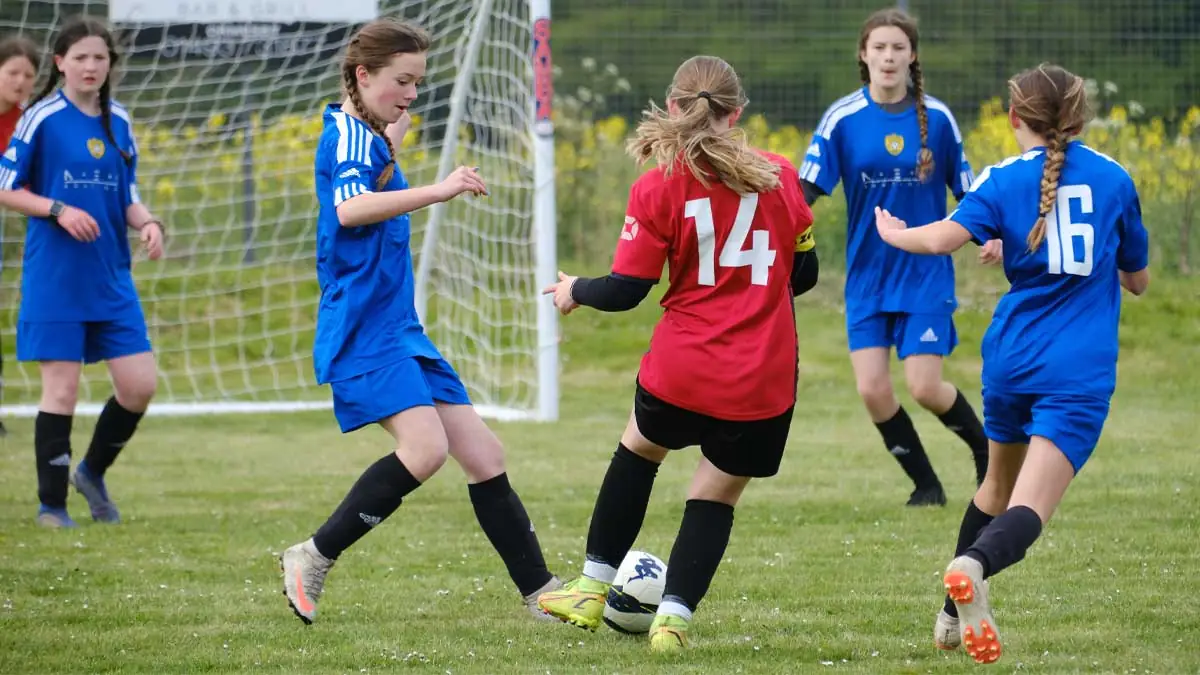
[611,177,669,280]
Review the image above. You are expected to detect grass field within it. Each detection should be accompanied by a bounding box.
[1,264,1198,674]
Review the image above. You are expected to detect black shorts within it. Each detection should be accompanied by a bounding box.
[633,381,793,478]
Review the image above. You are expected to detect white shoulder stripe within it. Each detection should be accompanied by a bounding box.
[816,90,868,140]
[13,94,67,144]
[331,111,373,167]
[923,96,962,143]
[1076,143,1132,178]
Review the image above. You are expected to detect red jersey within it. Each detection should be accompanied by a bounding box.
[612,152,814,421]
[0,104,21,152]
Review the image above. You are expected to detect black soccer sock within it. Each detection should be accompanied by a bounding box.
[585,444,661,571]
[661,499,735,613]
[468,472,554,597]
[34,411,73,509]
[311,452,422,560]
[82,397,145,477]
[875,406,940,489]
[943,499,998,618]
[964,505,1043,579]
[937,389,989,483]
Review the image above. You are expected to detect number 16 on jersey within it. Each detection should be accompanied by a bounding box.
[686,194,777,286]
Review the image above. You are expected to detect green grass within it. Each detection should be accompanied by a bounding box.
[0,264,1198,674]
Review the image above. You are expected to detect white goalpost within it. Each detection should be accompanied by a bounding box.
[0,0,559,421]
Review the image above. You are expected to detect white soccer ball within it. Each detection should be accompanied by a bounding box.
[602,550,667,634]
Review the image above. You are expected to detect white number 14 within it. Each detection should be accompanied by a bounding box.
[685,194,776,286]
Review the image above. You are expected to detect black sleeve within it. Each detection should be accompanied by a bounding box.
[799,178,825,207]
[570,273,655,312]
[791,249,818,297]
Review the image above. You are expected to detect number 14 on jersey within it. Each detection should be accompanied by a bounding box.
[685,194,777,286]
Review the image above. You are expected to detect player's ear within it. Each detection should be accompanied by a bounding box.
[1008,106,1021,130]
[355,64,371,89]
[666,98,680,116]
[727,107,743,128]
[54,54,64,74]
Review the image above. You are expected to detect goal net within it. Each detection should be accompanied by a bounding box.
[0,0,559,421]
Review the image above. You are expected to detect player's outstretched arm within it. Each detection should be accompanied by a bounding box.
[541,270,654,315]
[336,165,487,228]
[873,207,973,255]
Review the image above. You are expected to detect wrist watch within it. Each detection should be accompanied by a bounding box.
[48,200,65,220]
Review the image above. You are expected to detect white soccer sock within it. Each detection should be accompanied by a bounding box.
[582,559,618,584]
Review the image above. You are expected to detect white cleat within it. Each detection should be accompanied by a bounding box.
[934,608,961,650]
[280,539,334,624]
[943,556,1002,664]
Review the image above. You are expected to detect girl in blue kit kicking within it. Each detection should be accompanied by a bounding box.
[875,63,1150,663]
[279,17,559,625]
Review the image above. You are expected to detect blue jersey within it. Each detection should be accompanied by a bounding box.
[949,141,1149,397]
[311,103,440,385]
[801,87,974,321]
[0,91,142,322]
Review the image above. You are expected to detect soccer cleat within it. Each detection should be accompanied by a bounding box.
[280,539,335,624]
[36,505,78,528]
[649,613,689,653]
[71,462,121,523]
[524,575,563,622]
[536,575,609,631]
[934,608,961,650]
[907,484,947,507]
[944,556,1002,664]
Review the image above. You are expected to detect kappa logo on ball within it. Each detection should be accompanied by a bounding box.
[620,215,639,241]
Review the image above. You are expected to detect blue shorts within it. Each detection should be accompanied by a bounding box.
[330,356,471,433]
[981,386,1111,473]
[847,312,957,359]
[17,316,152,364]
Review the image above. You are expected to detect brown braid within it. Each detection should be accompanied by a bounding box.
[910,60,934,182]
[1027,129,1067,252]
[343,66,395,190]
[1007,63,1091,253]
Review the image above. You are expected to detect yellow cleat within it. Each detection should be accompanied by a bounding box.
[649,614,689,653]
[536,576,609,631]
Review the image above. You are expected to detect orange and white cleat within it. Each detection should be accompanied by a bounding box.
[943,556,1002,664]
[280,539,335,624]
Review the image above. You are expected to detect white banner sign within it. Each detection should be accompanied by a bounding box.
[109,1,379,24]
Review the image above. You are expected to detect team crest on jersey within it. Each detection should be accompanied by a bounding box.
[884,134,904,156]
[621,215,639,241]
[87,138,106,159]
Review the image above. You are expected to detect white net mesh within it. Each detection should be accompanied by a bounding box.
[0,0,551,419]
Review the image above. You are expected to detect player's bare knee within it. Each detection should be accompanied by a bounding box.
[458,435,506,483]
[856,378,895,416]
[688,465,749,505]
[906,377,943,410]
[114,373,157,412]
[40,383,78,412]
[395,434,450,481]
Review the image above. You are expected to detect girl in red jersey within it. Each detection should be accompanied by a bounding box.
[0,35,40,437]
[0,36,39,151]
[537,54,818,652]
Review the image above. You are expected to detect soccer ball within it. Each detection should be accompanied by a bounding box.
[602,550,667,634]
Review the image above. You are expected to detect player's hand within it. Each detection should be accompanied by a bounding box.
[386,111,411,148]
[541,270,579,316]
[140,221,165,260]
[437,165,489,202]
[57,205,101,242]
[873,206,907,242]
[979,239,1003,265]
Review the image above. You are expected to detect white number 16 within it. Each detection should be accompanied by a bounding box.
[685,194,777,286]
[1045,184,1094,277]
